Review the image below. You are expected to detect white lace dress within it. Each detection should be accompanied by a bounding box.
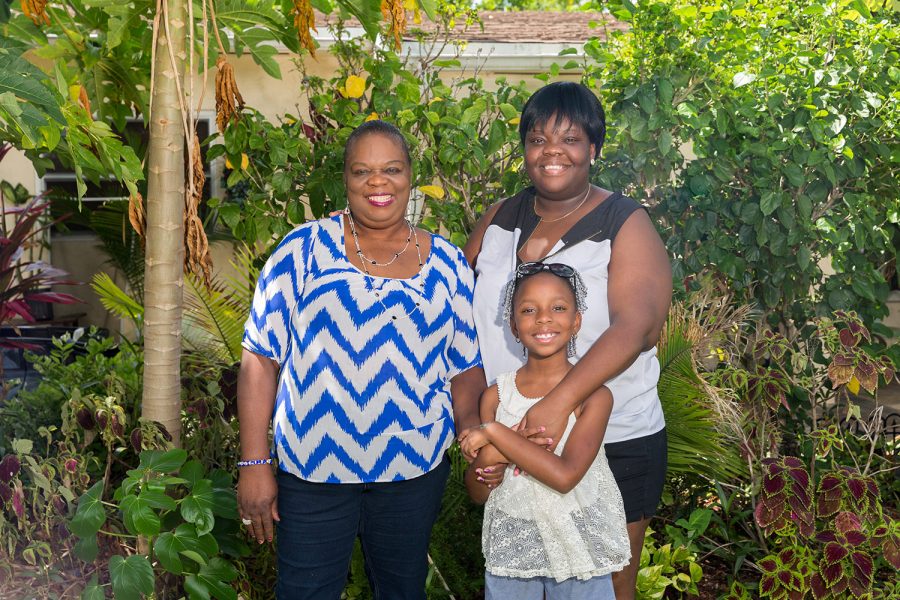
[482,371,631,582]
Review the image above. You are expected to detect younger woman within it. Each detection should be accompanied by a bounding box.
[462,262,630,599]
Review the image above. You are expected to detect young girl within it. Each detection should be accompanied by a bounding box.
[462,262,630,599]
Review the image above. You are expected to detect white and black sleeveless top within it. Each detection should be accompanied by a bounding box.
[472,187,665,444]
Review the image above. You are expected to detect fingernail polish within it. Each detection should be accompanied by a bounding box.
[539,426,545,432]
[547,438,553,444]
[477,477,484,482]
[484,467,492,473]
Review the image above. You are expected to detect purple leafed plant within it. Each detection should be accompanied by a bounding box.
[755,458,890,599]
[0,197,80,347]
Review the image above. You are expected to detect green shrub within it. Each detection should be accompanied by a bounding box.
[0,330,141,457]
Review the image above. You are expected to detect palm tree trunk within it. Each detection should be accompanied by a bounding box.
[142,0,186,445]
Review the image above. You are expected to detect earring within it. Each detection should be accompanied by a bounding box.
[590,158,596,166]
[567,334,578,358]
[515,336,527,357]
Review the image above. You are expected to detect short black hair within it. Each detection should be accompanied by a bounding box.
[519,82,606,159]
[343,119,411,167]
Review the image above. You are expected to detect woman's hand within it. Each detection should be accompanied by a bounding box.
[237,466,280,545]
[517,409,561,450]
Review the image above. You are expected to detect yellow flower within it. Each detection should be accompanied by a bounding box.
[365,112,379,122]
[847,376,860,395]
[508,117,521,126]
[418,185,445,200]
[225,153,250,171]
[344,75,366,99]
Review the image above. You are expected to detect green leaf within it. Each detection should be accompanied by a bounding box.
[74,534,99,563]
[798,246,811,271]
[658,130,673,155]
[760,192,781,216]
[11,438,33,454]
[139,449,188,474]
[70,481,107,538]
[498,103,518,120]
[181,479,217,536]
[108,554,154,600]
[81,576,105,600]
[120,494,162,536]
[0,43,65,123]
[185,558,238,600]
[155,523,219,575]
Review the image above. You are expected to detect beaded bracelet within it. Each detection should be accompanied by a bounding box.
[236,458,273,468]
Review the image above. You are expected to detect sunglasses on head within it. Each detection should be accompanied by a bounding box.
[515,262,576,279]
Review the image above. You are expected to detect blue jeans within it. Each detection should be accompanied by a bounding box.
[485,572,616,600]
[275,455,450,600]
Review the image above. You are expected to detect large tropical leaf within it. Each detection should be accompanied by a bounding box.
[657,301,745,480]
[91,271,143,332]
[182,245,260,363]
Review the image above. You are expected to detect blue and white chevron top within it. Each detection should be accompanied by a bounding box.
[242,215,481,483]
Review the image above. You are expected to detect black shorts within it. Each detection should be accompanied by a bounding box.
[605,428,667,523]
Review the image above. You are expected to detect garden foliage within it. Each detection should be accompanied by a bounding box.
[589,0,899,328]
[0,0,898,598]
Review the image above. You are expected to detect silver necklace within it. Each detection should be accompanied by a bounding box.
[345,211,426,321]
[534,184,593,224]
[345,210,413,266]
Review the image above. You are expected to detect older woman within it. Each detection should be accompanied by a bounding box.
[237,120,484,599]
[464,82,672,599]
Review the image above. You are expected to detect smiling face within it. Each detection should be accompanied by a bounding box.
[344,131,412,229]
[523,116,595,201]
[510,272,581,359]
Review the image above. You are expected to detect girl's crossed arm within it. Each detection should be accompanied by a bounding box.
[464,385,508,504]
[463,386,613,495]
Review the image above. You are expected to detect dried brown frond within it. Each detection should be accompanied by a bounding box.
[21,0,50,26]
[128,192,145,241]
[292,0,317,57]
[183,134,212,286]
[214,55,244,131]
[380,0,406,51]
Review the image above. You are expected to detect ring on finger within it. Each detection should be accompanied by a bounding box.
[241,517,252,526]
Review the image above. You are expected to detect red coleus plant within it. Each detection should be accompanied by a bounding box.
[756,456,815,537]
[749,367,791,411]
[817,467,881,524]
[871,517,900,570]
[810,512,873,599]
[756,460,892,599]
[823,311,896,393]
[758,547,814,600]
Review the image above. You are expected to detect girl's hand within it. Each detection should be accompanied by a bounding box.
[475,463,506,489]
[460,429,489,457]
[457,424,482,461]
